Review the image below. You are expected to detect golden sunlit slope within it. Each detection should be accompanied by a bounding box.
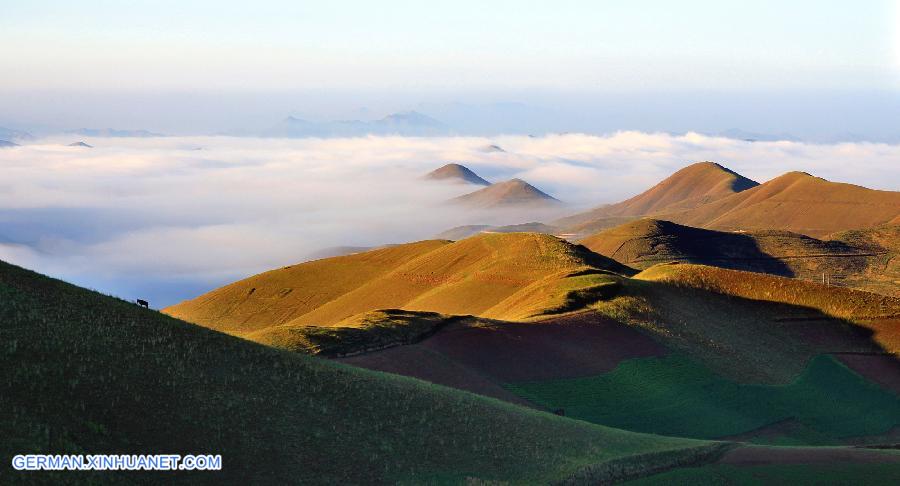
[668,172,900,237]
[166,233,630,335]
[450,179,561,208]
[555,162,758,233]
[164,240,448,333]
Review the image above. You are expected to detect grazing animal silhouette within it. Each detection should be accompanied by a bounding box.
[552,408,565,416]
[136,299,149,308]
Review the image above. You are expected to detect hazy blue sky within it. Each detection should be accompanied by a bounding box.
[2,1,899,136]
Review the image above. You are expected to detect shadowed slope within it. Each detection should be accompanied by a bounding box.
[0,259,724,484]
[166,233,630,335]
[424,163,491,185]
[621,264,900,379]
[450,179,561,208]
[579,219,897,296]
[556,162,758,233]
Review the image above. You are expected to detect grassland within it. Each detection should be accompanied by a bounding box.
[1,258,732,484]
[166,233,631,340]
[506,354,900,444]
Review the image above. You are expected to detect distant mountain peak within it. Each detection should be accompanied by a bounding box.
[450,178,560,208]
[424,163,491,186]
[379,111,443,127]
[68,141,93,148]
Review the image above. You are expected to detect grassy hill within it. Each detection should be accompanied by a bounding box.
[450,179,561,208]
[555,162,758,234]
[579,219,898,296]
[667,172,900,238]
[0,258,733,484]
[555,163,900,239]
[166,233,631,337]
[311,265,900,448]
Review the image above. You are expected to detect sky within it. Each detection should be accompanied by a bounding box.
[1,134,898,308]
[0,2,899,306]
[1,1,899,137]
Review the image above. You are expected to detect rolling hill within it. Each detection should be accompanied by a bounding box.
[555,163,900,239]
[555,162,759,233]
[578,219,899,296]
[165,233,630,335]
[270,260,900,448]
[450,179,561,208]
[423,163,490,185]
[1,258,734,484]
[667,171,900,237]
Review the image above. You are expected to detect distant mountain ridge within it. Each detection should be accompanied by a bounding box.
[0,127,33,141]
[265,111,448,137]
[67,128,164,137]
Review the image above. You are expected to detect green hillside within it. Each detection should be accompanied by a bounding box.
[506,354,900,444]
[0,259,726,484]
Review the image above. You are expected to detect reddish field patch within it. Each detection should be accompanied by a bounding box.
[421,312,668,383]
[338,345,535,407]
[340,311,668,401]
[720,445,900,465]
[835,353,900,395]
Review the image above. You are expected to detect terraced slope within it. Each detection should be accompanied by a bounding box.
[0,259,725,485]
[166,233,630,336]
[579,219,897,296]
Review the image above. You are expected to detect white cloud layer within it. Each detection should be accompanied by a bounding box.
[0,133,898,307]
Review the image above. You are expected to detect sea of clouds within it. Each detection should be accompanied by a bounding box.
[1,132,898,307]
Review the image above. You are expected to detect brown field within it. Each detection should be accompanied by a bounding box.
[719,445,900,465]
[341,311,668,398]
[835,353,900,394]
